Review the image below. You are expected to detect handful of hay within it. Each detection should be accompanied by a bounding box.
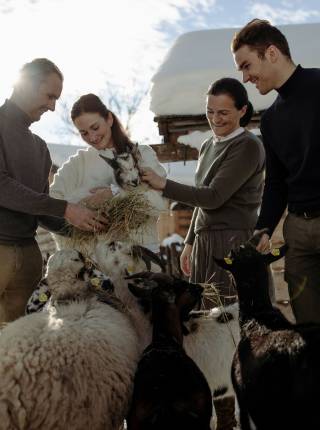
[67,189,153,250]
[200,282,237,309]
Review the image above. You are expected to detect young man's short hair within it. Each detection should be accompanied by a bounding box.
[231,19,292,60]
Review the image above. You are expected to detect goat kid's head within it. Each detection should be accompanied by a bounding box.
[99,143,142,190]
[214,230,287,287]
[126,272,203,320]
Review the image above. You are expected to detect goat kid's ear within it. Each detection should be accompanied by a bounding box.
[263,244,288,265]
[131,142,141,160]
[99,155,119,170]
[213,256,234,271]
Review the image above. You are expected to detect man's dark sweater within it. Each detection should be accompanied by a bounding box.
[0,99,67,245]
[256,65,320,234]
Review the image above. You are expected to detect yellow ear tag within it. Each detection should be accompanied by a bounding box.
[91,277,103,289]
[271,249,280,256]
[39,293,48,302]
[127,265,135,274]
[224,257,233,265]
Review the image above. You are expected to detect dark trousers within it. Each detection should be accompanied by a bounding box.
[0,242,42,324]
[283,213,320,324]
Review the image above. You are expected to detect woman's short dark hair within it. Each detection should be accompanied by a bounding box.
[207,77,253,127]
[18,58,63,86]
[231,19,291,60]
[71,93,133,153]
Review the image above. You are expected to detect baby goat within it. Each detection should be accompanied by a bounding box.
[100,144,167,215]
[215,231,320,430]
[126,272,213,430]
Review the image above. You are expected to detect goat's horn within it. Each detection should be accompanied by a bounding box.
[132,246,166,272]
[125,271,152,280]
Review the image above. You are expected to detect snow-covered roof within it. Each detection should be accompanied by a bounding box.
[151,22,320,116]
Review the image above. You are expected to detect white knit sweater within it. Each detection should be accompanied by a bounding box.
[50,144,168,250]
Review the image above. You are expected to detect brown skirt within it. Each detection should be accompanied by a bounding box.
[190,229,253,306]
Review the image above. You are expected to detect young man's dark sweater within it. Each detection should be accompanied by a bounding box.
[256,65,320,234]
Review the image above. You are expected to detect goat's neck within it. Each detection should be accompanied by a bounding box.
[152,303,183,346]
[237,270,274,323]
[237,269,292,329]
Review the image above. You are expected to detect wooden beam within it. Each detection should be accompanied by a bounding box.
[154,112,263,143]
[150,142,199,163]
[151,111,264,162]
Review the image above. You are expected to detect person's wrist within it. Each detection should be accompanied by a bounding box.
[160,177,167,190]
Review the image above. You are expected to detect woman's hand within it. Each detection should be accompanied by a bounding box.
[180,243,193,276]
[81,187,113,208]
[141,168,166,191]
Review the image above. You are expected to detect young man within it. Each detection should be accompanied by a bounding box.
[231,19,320,324]
[0,58,106,324]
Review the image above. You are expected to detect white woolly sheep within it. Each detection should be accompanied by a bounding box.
[0,249,143,430]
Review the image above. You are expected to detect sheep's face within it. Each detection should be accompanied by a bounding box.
[46,249,85,278]
[94,240,142,279]
[100,151,141,190]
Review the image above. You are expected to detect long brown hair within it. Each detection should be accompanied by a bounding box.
[71,93,133,153]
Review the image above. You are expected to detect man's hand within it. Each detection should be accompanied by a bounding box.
[81,187,113,208]
[254,229,271,254]
[180,243,193,276]
[141,168,166,191]
[64,202,108,232]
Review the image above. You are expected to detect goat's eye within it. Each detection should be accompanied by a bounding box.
[72,258,81,262]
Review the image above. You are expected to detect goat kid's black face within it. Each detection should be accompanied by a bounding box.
[127,273,203,318]
[214,244,287,275]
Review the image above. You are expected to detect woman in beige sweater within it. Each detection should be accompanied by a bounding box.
[142,78,265,304]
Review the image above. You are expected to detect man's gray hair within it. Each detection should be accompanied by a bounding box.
[17,58,63,86]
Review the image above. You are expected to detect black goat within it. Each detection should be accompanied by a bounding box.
[215,231,320,430]
[126,273,213,430]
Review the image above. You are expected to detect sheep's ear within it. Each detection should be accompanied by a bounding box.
[99,155,119,170]
[263,244,288,265]
[213,256,234,271]
[132,245,166,272]
[248,228,270,247]
[127,280,157,298]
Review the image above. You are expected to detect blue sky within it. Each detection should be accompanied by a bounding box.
[0,0,320,145]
